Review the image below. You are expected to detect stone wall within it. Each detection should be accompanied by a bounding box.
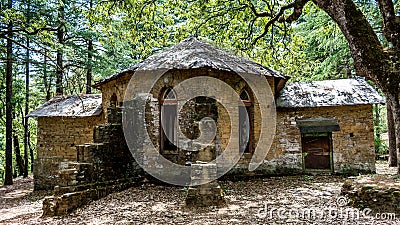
[100,69,274,122]
[34,115,104,190]
[230,104,375,176]
[42,107,143,216]
[36,116,104,159]
[99,73,134,119]
[99,69,375,178]
[109,69,271,172]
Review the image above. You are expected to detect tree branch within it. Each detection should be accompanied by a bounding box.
[248,0,310,47]
[377,0,400,49]
[248,2,272,17]
[2,35,58,67]
[0,27,57,39]
[283,0,310,23]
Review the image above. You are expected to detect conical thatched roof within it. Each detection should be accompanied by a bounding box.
[94,37,288,87]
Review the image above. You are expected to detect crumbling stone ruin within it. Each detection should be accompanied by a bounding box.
[42,107,143,216]
[28,37,386,214]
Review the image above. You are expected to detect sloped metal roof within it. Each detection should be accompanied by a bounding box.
[94,37,289,87]
[276,78,385,108]
[28,94,102,117]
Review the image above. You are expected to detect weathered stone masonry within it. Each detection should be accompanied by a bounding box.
[42,107,143,216]
[29,37,384,214]
[34,116,104,190]
[269,105,374,174]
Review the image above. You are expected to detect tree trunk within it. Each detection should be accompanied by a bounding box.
[375,104,380,140]
[23,0,31,177]
[43,48,51,101]
[13,136,24,177]
[312,0,400,174]
[86,0,93,94]
[28,131,33,172]
[4,0,14,185]
[387,102,397,166]
[86,39,93,94]
[387,91,400,174]
[24,41,30,177]
[56,0,65,95]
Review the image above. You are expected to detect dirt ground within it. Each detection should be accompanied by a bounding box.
[1,161,399,225]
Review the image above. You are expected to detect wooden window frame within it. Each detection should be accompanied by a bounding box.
[160,88,178,152]
[239,90,254,154]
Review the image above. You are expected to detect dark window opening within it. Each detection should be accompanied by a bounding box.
[161,88,177,151]
[164,88,176,99]
[239,106,252,153]
[240,90,250,101]
[239,90,253,154]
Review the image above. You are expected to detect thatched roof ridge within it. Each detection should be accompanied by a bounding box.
[28,94,102,117]
[276,77,385,108]
[94,37,289,87]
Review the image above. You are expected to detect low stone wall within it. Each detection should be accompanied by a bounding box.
[341,176,400,213]
[43,178,141,216]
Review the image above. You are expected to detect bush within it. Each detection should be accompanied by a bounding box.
[374,135,388,156]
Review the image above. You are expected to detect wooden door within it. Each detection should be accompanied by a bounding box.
[301,134,332,170]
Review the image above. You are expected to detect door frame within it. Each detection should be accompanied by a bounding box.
[301,132,334,173]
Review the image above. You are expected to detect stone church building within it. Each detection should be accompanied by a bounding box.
[29,37,384,194]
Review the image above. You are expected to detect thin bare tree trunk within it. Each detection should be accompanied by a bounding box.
[13,136,24,177]
[387,102,397,166]
[43,48,51,101]
[86,0,93,94]
[29,131,33,172]
[24,50,30,177]
[86,39,93,94]
[56,0,65,95]
[23,0,31,178]
[4,0,14,185]
[375,104,380,139]
[387,92,400,174]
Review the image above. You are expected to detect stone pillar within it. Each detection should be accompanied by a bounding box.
[185,162,226,207]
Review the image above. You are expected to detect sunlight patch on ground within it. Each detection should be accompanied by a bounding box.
[2,188,33,199]
[0,201,42,222]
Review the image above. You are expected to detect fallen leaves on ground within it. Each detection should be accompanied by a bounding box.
[1,163,399,225]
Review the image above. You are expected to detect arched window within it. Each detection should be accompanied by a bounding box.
[160,88,177,151]
[239,89,253,154]
[240,90,250,101]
